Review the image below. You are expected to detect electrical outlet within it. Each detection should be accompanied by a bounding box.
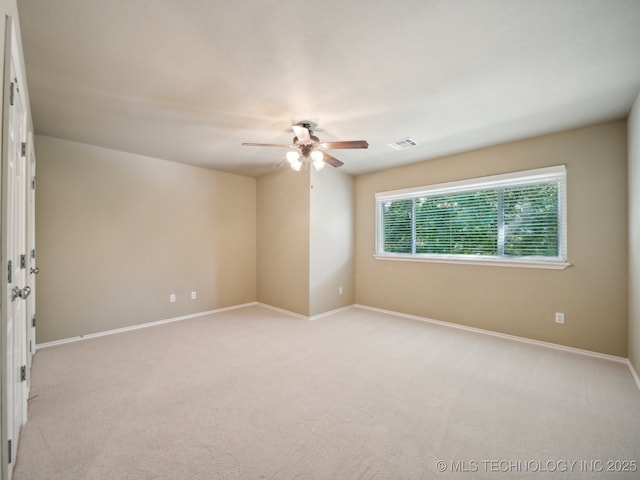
[555,312,564,324]
[191,291,197,300]
[338,287,343,295]
[169,294,176,303]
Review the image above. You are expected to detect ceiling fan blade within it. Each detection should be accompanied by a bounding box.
[320,140,369,150]
[242,142,291,147]
[276,158,289,167]
[322,152,344,168]
[292,125,311,143]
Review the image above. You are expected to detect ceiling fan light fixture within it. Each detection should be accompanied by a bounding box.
[290,158,303,171]
[311,150,325,170]
[286,150,301,164]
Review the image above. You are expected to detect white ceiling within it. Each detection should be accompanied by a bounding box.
[17,0,640,177]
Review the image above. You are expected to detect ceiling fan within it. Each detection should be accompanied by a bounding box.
[242,121,369,171]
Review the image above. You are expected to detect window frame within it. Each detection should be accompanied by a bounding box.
[374,165,570,270]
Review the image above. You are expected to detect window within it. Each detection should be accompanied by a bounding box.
[375,165,569,269]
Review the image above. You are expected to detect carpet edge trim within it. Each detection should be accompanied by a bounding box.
[627,359,640,391]
[255,302,354,321]
[354,304,628,365]
[35,302,259,350]
[35,300,636,391]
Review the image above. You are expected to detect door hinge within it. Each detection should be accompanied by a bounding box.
[32,176,36,190]
[8,260,12,284]
[7,439,11,464]
[20,254,26,269]
[32,315,36,327]
[20,365,26,382]
[31,248,36,259]
[9,81,14,106]
[21,142,26,157]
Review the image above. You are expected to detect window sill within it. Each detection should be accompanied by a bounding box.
[373,254,571,270]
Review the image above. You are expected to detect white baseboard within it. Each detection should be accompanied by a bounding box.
[627,359,640,391]
[309,305,354,321]
[256,302,353,321]
[354,304,628,365]
[256,303,309,320]
[34,300,639,391]
[266,303,637,390]
[35,302,258,350]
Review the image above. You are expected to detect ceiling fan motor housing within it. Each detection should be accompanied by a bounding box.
[293,134,320,155]
[292,135,317,145]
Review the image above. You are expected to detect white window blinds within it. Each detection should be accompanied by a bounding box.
[375,166,567,267]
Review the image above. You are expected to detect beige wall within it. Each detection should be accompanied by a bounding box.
[629,94,640,373]
[256,166,355,317]
[257,168,310,316]
[35,136,256,343]
[355,121,628,357]
[309,167,355,316]
[36,121,629,353]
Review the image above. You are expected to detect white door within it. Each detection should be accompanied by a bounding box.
[2,20,29,480]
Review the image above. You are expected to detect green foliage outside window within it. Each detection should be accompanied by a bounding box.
[415,190,498,255]
[503,184,558,257]
[381,183,559,258]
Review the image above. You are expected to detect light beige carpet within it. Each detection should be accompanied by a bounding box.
[13,305,640,479]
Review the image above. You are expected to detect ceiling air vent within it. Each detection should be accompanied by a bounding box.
[388,137,418,151]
